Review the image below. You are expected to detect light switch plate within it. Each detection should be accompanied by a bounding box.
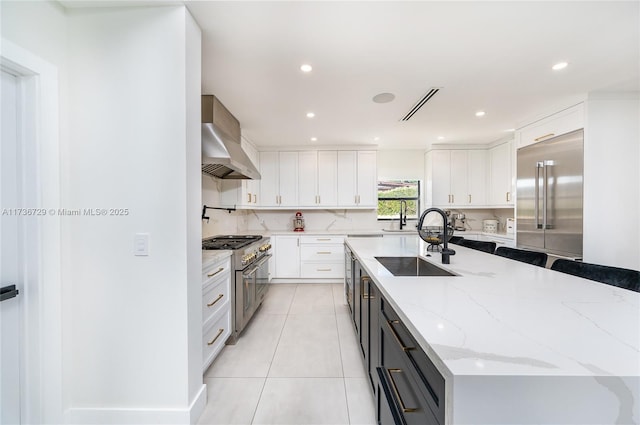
[134,233,149,256]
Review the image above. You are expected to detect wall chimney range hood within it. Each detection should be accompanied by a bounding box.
[201,95,260,180]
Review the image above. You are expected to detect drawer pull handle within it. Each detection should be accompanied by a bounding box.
[207,267,224,278]
[247,193,252,203]
[316,238,331,241]
[534,132,555,142]
[388,368,419,413]
[317,268,332,272]
[207,293,224,307]
[207,328,224,346]
[317,251,331,254]
[386,320,415,351]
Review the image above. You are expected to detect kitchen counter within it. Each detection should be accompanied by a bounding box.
[202,250,232,269]
[346,235,639,424]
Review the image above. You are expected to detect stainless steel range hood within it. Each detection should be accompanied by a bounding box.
[202,95,260,180]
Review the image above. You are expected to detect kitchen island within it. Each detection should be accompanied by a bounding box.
[346,235,639,425]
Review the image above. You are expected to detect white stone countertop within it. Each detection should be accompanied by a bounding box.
[346,235,639,424]
[202,250,232,269]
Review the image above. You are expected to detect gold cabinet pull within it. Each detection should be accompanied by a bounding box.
[317,238,331,241]
[388,369,419,413]
[386,320,414,351]
[317,268,332,272]
[247,193,251,203]
[253,194,257,203]
[317,195,320,204]
[207,293,224,307]
[207,267,224,278]
[317,251,331,254]
[207,328,224,346]
[534,132,555,142]
[468,194,471,203]
[451,194,454,203]
[506,191,511,202]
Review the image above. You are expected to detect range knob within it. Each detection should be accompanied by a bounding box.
[259,243,272,252]
[242,252,257,265]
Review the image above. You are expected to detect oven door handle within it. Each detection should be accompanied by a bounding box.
[242,254,272,277]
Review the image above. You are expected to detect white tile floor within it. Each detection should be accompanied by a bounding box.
[199,283,376,425]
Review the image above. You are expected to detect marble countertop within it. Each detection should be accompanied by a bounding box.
[202,250,232,269]
[346,236,639,378]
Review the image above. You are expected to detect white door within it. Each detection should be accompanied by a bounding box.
[273,236,300,278]
[1,70,23,425]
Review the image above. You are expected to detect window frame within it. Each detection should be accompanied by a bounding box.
[376,180,421,221]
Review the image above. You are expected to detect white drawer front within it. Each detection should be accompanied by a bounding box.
[300,235,345,245]
[300,262,345,278]
[202,258,231,286]
[518,104,584,149]
[300,244,344,262]
[203,309,231,372]
[202,274,230,326]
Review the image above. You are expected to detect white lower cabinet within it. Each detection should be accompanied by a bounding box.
[273,234,345,280]
[202,255,232,372]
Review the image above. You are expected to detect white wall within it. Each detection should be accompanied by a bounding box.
[583,93,640,270]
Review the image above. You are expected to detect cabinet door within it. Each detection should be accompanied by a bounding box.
[298,151,318,207]
[489,142,513,205]
[241,138,260,205]
[467,150,487,206]
[429,150,451,206]
[260,151,279,207]
[356,151,378,207]
[274,236,300,278]
[278,152,298,207]
[449,150,468,206]
[317,151,338,206]
[337,151,358,206]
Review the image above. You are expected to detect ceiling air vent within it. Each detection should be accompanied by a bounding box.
[401,88,441,121]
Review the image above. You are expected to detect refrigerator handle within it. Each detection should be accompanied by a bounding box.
[535,162,543,229]
[542,162,548,230]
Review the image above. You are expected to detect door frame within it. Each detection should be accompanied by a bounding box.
[1,38,62,424]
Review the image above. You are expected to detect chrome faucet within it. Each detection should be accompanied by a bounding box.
[417,207,456,264]
[399,200,407,230]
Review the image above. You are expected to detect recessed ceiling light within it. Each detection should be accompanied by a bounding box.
[310,137,317,142]
[306,112,315,118]
[475,111,486,117]
[372,93,395,103]
[552,61,568,71]
[300,64,313,73]
[437,136,445,140]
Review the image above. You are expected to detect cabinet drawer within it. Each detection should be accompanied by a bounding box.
[203,308,231,372]
[203,257,231,286]
[380,299,445,425]
[518,103,584,149]
[300,244,344,262]
[202,274,230,326]
[300,262,345,278]
[300,235,345,245]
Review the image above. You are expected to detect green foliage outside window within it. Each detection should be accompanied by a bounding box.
[377,180,420,220]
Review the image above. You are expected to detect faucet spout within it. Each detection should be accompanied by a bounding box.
[417,207,456,264]
[399,200,407,230]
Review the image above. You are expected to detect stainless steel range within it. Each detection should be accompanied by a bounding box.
[202,235,272,344]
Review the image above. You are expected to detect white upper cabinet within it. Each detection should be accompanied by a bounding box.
[297,151,338,207]
[337,151,377,207]
[259,151,298,207]
[425,149,487,207]
[278,151,298,207]
[488,141,514,206]
[317,151,338,206]
[298,151,318,207]
[518,103,584,149]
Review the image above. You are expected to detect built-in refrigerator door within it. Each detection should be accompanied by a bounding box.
[517,144,545,251]
[540,129,583,257]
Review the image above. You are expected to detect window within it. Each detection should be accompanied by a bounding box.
[377,180,420,220]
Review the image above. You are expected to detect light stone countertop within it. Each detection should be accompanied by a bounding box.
[346,235,639,424]
[202,250,232,269]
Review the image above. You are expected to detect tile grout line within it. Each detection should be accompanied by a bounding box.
[249,283,298,425]
[333,283,354,425]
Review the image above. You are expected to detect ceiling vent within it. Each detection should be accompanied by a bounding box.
[401,88,441,121]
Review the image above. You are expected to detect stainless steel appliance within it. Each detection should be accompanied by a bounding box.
[344,244,354,315]
[451,213,466,231]
[516,129,583,258]
[202,235,272,344]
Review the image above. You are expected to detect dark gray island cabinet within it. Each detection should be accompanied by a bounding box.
[349,255,444,425]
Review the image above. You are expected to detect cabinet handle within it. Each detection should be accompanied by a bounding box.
[207,267,224,278]
[386,320,414,351]
[317,251,331,254]
[469,194,471,203]
[247,193,251,203]
[534,132,555,142]
[506,192,511,202]
[317,195,320,204]
[451,194,454,203]
[317,268,332,272]
[207,328,224,346]
[253,194,257,203]
[316,238,331,241]
[388,369,419,413]
[207,293,224,307]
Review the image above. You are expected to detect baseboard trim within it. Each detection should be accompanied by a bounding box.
[65,384,208,425]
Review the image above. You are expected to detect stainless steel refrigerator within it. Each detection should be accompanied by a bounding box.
[516,129,583,258]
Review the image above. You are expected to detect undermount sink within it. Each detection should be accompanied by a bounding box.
[375,256,457,277]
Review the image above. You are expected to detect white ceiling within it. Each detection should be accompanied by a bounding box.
[61,1,639,149]
[187,1,638,150]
